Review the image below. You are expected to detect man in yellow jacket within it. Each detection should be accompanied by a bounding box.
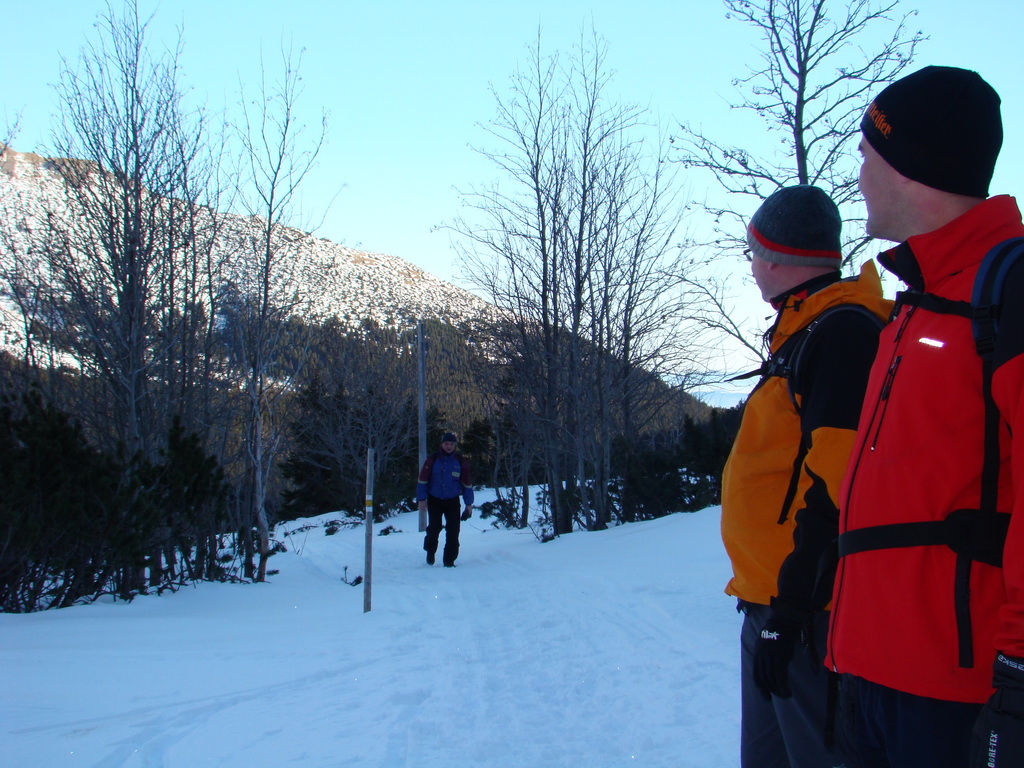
[720,185,891,768]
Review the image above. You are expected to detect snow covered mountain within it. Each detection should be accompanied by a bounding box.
[0,145,493,355]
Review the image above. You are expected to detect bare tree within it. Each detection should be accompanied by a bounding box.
[287,321,418,515]
[452,30,701,533]
[43,0,205,459]
[0,0,232,594]
[673,0,922,363]
[23,0,234,467]
[229,44,327,581]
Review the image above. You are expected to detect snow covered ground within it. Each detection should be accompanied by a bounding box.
[1,497,740,767]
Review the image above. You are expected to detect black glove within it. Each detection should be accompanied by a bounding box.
[971,653,1024,767]
[753,612,801,700]
[460,506,471,522]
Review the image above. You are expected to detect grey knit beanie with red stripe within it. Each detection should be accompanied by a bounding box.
[746,185,842,268]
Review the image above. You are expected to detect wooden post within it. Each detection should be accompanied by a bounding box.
[364,447,374,613]
[417,319,427,532]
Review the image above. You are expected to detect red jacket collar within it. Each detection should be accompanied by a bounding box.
[878,195,1024,295]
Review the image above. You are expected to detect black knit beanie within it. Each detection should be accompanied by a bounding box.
[861,66,1002,198]
[746,185,842,267]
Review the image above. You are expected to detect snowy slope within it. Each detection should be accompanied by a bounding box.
[0,147,494,348]
[0,501,740,767]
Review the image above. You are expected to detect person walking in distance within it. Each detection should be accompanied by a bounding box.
[824,66,1024,768]
[721,185,891,768]
[418,432,473,567]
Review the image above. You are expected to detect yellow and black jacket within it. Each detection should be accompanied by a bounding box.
[721,262,891,615]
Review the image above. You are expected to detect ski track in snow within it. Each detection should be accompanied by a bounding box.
[1,506,740,767]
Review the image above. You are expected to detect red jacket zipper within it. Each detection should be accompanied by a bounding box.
[830,306,914,671]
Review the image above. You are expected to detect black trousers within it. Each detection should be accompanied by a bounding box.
[739,602,849,768]
[838,674,981,768]
[423,495,461,565]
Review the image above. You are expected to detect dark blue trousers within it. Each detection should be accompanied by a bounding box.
[838,674,982,768]
[423,495,461,565]
[740,602,850,768]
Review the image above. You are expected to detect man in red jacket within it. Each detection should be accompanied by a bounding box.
[826,66,1024,767]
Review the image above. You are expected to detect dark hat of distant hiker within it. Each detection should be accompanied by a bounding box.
[746,185,842,268]
[861,65,1002,198]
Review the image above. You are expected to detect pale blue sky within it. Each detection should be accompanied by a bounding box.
[5,0,1024,290]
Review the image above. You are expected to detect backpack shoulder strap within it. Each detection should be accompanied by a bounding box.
[971,236,1024,359]
[419,452,438,481]
[771,303,886,524]
[969,237,1024,518]
[730,304,887,408]
[786,304,887,412]
[893,289,972,319]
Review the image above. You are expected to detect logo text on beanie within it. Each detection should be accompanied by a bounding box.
[866,102,893,138]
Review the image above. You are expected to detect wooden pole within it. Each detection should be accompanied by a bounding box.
[364,447,374,613]
[417,319,427,532]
